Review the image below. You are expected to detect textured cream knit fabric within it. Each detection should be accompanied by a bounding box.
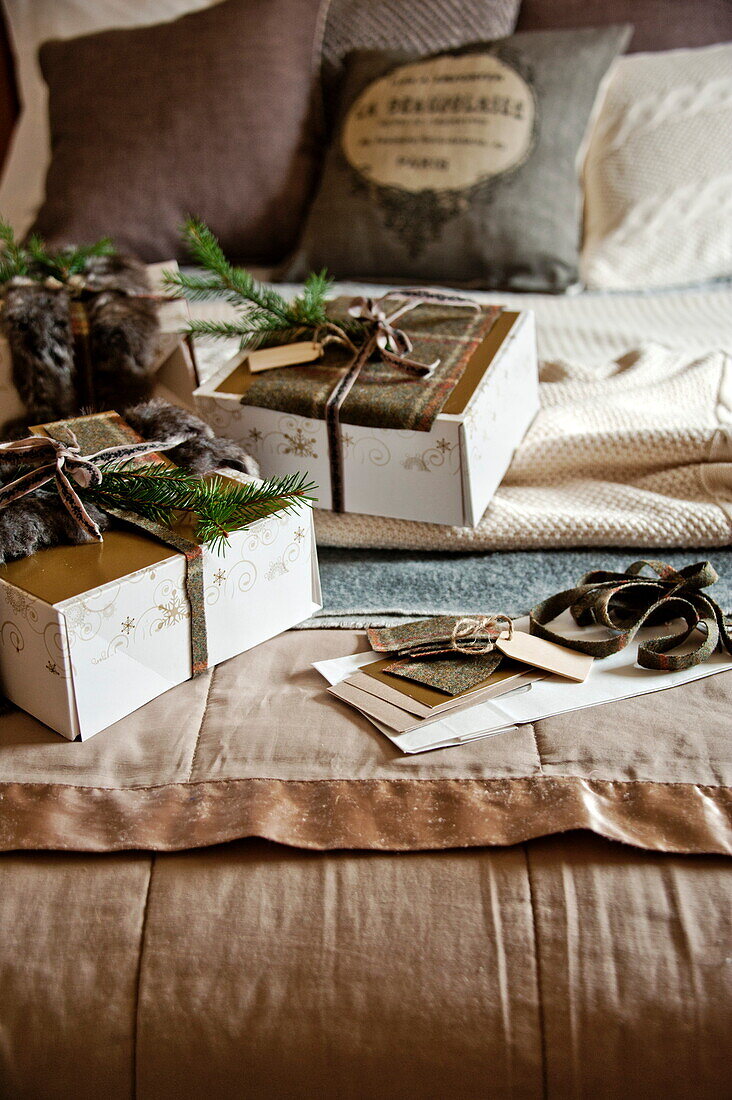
[580,43,732,290]
[315,342,732,550]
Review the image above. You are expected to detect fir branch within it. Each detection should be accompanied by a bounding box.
[175,217,294,325]
[0,218,115,286]
[290,269,333,326]
[163,218,369,351]
[81,460,316,554]
[194,472,317,553]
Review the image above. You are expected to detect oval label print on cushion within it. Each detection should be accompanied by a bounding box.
[342,53,536,194]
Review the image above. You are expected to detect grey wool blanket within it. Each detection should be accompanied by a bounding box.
[308,546,732,627]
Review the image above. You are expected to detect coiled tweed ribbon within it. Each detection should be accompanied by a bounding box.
[529,559,732,671]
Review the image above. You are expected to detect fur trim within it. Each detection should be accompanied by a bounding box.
[3,283,77,423]
[123,399,259,477]
[1,254,159,427]
[0,488,111,565]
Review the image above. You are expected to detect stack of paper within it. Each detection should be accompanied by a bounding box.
[314,614,732,754]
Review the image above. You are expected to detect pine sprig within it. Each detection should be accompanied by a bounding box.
[82,460,316,554]
[195,472,317,553]
[0,218,115,286]
[163,217,366,350]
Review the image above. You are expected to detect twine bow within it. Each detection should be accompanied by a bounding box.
[317,288,481,512]
[450,614,514,655]
[530,559,732,671]
[0,429,186,542]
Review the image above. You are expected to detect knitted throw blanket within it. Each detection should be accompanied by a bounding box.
[314,342,732,550]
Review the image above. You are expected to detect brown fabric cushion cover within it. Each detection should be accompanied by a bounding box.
[516,0,732,52]
[30,0,323,264]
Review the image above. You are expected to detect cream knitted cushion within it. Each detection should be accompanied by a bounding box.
[581,43,732,290]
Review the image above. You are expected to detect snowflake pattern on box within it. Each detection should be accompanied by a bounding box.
[282,427,318,458]
[155,592,190,629]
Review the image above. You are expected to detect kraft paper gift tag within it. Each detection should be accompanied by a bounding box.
[331,671,543,735]
[494,631,593,682]
[245,341,323,373]
[352,661,537,717]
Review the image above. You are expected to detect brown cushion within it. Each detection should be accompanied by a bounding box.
[30,0,323,264]
[516,0,732,52]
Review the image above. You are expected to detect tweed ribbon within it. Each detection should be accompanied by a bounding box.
[0,428,187,540]
[0,416,209,674]
[529,560,732,671]
[317,289,480,512]
[367,613,511,694]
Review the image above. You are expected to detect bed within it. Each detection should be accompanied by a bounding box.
[0,3,731,1097]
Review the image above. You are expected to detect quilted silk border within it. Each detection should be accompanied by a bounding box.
[0,777,730,855]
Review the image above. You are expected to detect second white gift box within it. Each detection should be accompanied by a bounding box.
[194,306,538,527]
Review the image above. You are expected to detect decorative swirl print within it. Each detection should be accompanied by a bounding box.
[1,620,24,653]
[401,437,459,473]
[351,434,392,468]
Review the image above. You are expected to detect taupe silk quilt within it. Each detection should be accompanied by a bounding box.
[1,629,729,855]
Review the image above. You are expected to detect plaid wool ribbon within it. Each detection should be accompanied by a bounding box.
[529,560,732,672]
[28,413,209,676]
[367,614,511,694]
[241,293,501,512]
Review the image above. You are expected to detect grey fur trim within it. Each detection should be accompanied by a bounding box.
[0,488,110,565]
[3,283,77,423]
[123,399,259,477]
[1,254,159,428]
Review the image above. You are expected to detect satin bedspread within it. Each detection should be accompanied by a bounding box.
[1,631,731,1097]
[0,629,730,855]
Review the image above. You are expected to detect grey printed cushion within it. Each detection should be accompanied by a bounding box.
[289,26,631,291]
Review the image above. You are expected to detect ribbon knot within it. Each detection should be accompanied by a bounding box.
[530,559,732,671]
[0,428,188,542]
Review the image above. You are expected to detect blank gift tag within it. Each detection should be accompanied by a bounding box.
[246,341,323,373]
[496,631,593,682]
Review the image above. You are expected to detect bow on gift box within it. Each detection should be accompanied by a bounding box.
[530,559,732,672]
[315,288,481,512]
[0,428,185,541]
[0,418,213,673]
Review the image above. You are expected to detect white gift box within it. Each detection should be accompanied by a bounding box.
[193,310,538,527]
[0,476,321,741]
[0,261,199,429]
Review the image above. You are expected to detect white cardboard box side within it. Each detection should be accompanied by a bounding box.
[0,503,321,741]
